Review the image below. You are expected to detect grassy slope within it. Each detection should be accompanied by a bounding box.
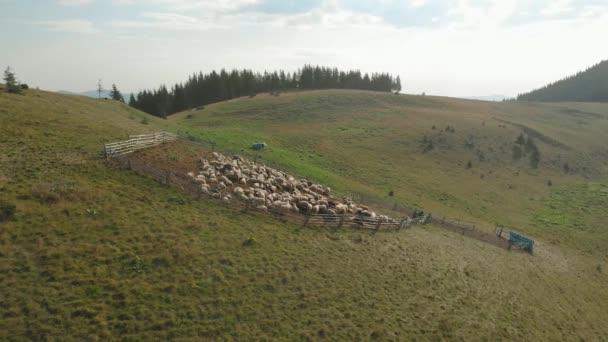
[0,89,607,340]
[171,90,608,254]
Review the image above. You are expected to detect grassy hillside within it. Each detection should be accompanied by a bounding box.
[1,89,608,340]
[518,59,608,102]
[171,90,608,254]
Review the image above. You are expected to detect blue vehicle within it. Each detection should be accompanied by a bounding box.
[508,231,535,253]
[252,142,267,150]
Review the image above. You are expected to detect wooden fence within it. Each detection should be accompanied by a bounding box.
[111,154,411,232]
[104,132,177,158]
[104,134,520,248]
[432,216,510,249]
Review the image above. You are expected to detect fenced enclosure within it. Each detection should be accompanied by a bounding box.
[111,153,411,232]
[104,132,177,158]
[103,132,532,250]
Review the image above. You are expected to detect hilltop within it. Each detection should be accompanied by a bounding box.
[1,88,607,340]
[518,60,608,102]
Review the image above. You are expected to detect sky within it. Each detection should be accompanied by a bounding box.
[1,0,607,97]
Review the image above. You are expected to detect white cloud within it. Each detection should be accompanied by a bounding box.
[541,0,573,17]
[58,0,94,6]
[37,19,99,34]
[273,1,384,29]
[111,0,386,32]
[411,0,428,8]
[125,0,259,12]
[111,12,224,31]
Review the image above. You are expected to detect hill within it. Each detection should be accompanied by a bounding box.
[518,60,608,102]
[57,89,134,101]
[171,89,608,253]
[1,89,608,340]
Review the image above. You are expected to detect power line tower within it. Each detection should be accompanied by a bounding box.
[97,79,103,99]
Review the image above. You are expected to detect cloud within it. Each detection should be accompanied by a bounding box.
[37,19,99,34]
[273,1,385,29]
[541,0,573,17]
[410,0,428,8]
[110,0,386,32]
[111,12,224,31]
[122,0,259,12]
[57,0,94,6]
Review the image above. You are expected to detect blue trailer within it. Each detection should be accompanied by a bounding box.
[251,142,266,150]
[508,231,535,253]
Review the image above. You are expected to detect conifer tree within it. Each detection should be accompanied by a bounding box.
[3,66,21,94]
[109,84,125,103]
[128,93,136,107]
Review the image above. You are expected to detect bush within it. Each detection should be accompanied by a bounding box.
[141,117,149,125]
[30,181,84,204]
[547,180,553,186]
[512,145,522,160]
[242,237,256,247]
[31,182,61,204]
[20,84,29,90]
[466,160,472,169]
[0,199,16,221]
[529,148,541,168]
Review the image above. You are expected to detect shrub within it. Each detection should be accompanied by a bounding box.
[141,117,149,125]
[242,237,256,247]
[31,180,84,204]
[20,84,29,90]
[563,163,570,174]
[512,145,522,160]
[466,160,472,169]
[31,182,61,204]
[388,190,394,197]
[0,199,16,222]
[529,148,541,168]
[547,180,553,187]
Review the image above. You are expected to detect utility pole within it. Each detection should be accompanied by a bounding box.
[97,79,103,99]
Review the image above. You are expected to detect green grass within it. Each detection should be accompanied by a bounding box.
[1,89,608,340]
[533,181,608,255]
[171,90,608,252]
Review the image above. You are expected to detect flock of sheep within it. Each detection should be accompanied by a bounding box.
[187,151,398,223]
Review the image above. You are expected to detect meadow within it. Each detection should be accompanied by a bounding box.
[1,88,607,340]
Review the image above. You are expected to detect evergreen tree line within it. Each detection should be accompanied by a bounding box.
[517,60,608,102]
[129,65,402,118]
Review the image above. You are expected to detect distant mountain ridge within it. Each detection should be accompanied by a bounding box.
[58,89,133,101]
[518,60,608,102]
[461,95,510,102]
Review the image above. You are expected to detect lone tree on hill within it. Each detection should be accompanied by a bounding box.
[3,66,22,94]
[109,84,125,103]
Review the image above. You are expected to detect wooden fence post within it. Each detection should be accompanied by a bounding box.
[165,170,170,186]
[398,217,407,230]
[375,218,382,231]
[302,213,311,228]
[337,215,345,229]
[243,198,251,213]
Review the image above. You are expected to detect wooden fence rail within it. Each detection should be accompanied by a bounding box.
[104,132,177,158]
